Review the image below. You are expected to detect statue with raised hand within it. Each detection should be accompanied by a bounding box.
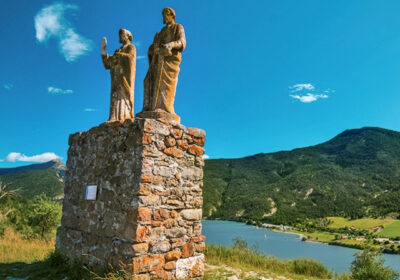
[101,29,136,122]
[138,7,186,122]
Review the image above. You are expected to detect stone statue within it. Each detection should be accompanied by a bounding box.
[101,29,136,122]
[137,7,186,122]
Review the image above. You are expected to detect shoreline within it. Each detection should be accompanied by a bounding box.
[204,219,400,255]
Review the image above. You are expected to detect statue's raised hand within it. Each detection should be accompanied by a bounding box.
[101,37,107,55]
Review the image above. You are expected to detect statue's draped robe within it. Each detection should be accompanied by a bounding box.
[143,23,186,114]
[102,44,136,121]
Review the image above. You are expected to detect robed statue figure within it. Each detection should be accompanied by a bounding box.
[138,7,186,122]
[101,29,136,122]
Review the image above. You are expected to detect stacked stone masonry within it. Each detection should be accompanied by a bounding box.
[56,117,206,279]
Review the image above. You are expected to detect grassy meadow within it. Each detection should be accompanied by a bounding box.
[327,217,396,230]
[0,229,54,263]
[293,230,337,243]
[0,227,351,280]
[379,221,400,238]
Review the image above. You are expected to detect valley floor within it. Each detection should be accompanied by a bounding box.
[264,217,400,255]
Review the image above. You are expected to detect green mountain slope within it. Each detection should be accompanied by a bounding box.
[3,127,400,225]
[0,160,66,198]
[203,127,400,224]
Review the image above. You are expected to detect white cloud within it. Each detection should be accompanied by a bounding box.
[4,152,61,163]
[202,154,210,160]
[289,83,315,93]
[290,93,328,103]
[34,2,92,62]
[84,108,95,112]
[289,83,333,103]
[137,55,146,60]
[3,83,13,91]
[48,86,73,95]
[60,29,92,62]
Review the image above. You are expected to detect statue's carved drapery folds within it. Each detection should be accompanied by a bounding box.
[101,29,136,122]
[139,7,185,122]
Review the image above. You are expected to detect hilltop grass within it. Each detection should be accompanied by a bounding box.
[327,217,395,230]
[379,220,400,238]
[0,228,54,263]
[0,230,349,280]
[205,243,349,280]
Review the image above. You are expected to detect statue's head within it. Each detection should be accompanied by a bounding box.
[119,29,132,44]
[162,7,175,24]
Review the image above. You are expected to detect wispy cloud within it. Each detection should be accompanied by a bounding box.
[84,108,95,112]
[3,152,61,163]
[290,93,328,103]
[137,55,146,60]
[323,89,335,94]
[289,83,332,103]
[48,86,73,95]
[34,2,92,62]
[289,83,315,93]
[3,83,13,91]
[202,154,210,160]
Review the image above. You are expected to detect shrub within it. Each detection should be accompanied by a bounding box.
[232,237,248,249]
[351,248,399,280]
[292,258,331,278]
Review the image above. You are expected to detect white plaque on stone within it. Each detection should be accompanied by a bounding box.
[85,185,97,200]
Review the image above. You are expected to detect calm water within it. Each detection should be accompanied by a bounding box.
[202,220,400,273]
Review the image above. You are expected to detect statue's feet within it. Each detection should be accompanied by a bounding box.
[136,110,180,123]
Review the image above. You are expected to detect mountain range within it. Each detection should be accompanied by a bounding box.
[2,127,400,225]
[0,159,66,199]
[203,127,400,224]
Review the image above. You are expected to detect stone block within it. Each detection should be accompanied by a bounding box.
[180,209,202,221]
[176,255,205,279]
[165,250,182,261]
[133,254,165,274]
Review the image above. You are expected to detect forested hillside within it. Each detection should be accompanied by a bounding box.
[0,159,65,198]
[203,127,400,224]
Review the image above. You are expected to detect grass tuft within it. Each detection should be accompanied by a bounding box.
[205,243,336,279]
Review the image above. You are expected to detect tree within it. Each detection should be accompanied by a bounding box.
[351,248,399,280]
[0,180,20,200]
[0,180,20,235]
[27,194,62,239]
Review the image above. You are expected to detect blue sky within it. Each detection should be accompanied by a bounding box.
[2,0,400,167]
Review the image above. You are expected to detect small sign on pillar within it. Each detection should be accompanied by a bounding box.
[85,185,97,200]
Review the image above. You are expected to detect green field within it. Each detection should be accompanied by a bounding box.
[379,220,400,238]
[292,231,336,243]
[327,217,396,230]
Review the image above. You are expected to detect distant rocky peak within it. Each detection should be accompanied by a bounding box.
[49,158,67,170]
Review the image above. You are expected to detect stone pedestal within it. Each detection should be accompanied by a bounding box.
[56,118,206,279]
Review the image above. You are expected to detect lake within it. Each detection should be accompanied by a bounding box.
[202,220,400,273]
